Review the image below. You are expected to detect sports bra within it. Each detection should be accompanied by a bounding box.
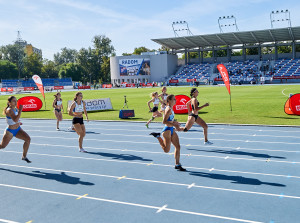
[162,94,168,101]
[55,100,62,106]
[166,106,175,122]
[153,98,160,105]
[191,101,200,111]
[73,101,84,113]
[6,108,19,125]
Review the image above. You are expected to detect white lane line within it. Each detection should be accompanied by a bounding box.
[0,219,19,223]
[3,122,300,134]
[10,140,300,165]
[21,134,300,147]
[156,205,168,213]
[0,162,299,200]
[25,128,300,140]
[0,183,263,223]
[187,183,195,189]
[2,150,300,180]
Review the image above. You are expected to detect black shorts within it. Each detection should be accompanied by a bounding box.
[189,113,199,121]
[72,117,84,125]
[55,108,61,113]
[151,106,158,112]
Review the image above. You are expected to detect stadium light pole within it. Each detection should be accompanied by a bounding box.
[270,9,292,28]
[172,21,193,37]
[218,15,239,33]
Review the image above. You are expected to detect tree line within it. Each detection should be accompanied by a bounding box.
[0,35,115,84]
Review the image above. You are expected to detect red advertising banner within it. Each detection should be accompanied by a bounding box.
[7,88,13,92]
[17,96,43,112]
[102,84,112,88]
[32,75,45,99]
[217,64,231,95]
[1,88,6,92]
[54,86,64,90]
[126,84,135,87]
[169,79,179,83]
[147,83,153,87]
[273,76,300,80]
[289,94,300,115]
[24,87,35,91]
[173,95,191,114]
[78,86,91,89]
[186,79,196,82]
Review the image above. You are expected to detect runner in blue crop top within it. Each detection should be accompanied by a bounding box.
[0,96,31,163]
[149,94,186,171]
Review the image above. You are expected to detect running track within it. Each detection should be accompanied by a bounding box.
[0,119,299,223]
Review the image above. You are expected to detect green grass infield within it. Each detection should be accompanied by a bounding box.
[0,85,299,126]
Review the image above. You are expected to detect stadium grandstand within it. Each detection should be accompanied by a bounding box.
[0,78,73,92]
[152,26,300,85]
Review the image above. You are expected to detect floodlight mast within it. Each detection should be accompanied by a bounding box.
[172,21,193,37]
[218,15,239,33]
[270,9,292,28]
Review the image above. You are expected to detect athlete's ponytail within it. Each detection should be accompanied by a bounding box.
[74,92,82,101]
[190,88,197,98]
[3,96,15,115]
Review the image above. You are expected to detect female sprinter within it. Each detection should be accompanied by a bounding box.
[68,92,89,152]
[158,86,168,112]
[182,88,213,145]
[145,92,163,128]
[53,92,64,130]
[0,96,31,163]
[149,94,186,171]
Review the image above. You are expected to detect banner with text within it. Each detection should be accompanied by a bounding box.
[119,58,150,76]
[68,98,113,112]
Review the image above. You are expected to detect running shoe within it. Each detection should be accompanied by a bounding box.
[204,140,213,145]
[175,164,186,171]
[56,128,60,131]
[22,157,32,163]
[145,124,149,129]
[79,148,87,153]
[149,132,160,138]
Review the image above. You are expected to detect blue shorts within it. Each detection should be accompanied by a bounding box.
[162,126,174,135]
[6,126,21,137]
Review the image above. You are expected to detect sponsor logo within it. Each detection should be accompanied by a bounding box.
[173,95,191,114]
[296,105,300,111]
[17,96,43,112]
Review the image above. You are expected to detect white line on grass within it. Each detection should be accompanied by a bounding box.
[0,183,263,223]
[3,149,300,179]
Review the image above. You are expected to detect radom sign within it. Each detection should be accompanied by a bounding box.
[17,96,43,112]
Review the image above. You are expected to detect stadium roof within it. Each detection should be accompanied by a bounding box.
[152,26,300,50]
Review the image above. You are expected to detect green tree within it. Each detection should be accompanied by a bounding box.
[23,53,43,76]
[41,59,59,78]
[158,46,170,52]
[0,60,18,79]
[58,63,84,82]
[133,46,151,55]
[122,52,132,56]
[246,47,258,55]
[277,45,292,54]
[54,47,78,65]
[0,44,23,64]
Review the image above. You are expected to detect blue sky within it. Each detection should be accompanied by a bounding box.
[0,0,299,59]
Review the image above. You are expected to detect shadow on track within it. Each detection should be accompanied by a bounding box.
[188,171,285,187]
[87,151,152,162]
[0,168,94,185]
[187,148,286,159]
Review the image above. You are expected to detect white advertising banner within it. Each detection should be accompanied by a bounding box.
[68,98,113,112]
